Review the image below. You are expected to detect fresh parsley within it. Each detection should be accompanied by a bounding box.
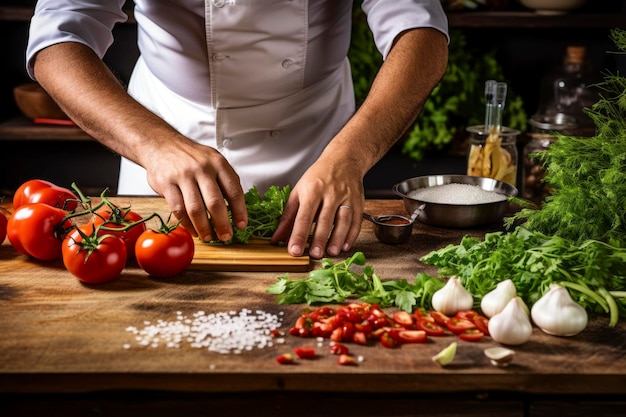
[266,252,445,313]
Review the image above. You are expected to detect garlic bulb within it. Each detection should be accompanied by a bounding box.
[431,277,474,316]
[480,279,517,318]
[531,283,588,336]
[488,297,533,346]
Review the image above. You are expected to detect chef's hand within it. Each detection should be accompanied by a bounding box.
[143,137,248,243]
[271,160,363,259]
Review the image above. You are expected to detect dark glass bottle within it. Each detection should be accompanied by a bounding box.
[535,46,600,136]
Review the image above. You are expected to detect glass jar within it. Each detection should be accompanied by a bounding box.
[522,135,554,206]
[522,113,577,205]
[466,125,519,187]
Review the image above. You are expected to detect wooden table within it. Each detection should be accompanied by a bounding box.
[1,198,625,417]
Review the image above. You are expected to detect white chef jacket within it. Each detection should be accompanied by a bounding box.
[26,0,449,195]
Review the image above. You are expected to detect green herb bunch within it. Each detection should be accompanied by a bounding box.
[506,28,626,246]
[267,251,444,313]
[420,227,626,326]
[231,185,291,243]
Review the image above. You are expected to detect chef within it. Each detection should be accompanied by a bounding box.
[25,0,449,259]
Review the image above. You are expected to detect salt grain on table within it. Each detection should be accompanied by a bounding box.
[124,309,283,354]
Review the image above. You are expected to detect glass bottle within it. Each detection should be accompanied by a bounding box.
[466,125,519,187]
[522,114,576,206]
[535,46,600,136]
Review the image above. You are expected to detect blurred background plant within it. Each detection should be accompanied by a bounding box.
[348,2,527,162]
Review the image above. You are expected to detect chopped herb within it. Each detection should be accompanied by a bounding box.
[266,252,445,313]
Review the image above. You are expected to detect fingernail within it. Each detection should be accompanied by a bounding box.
[220,232,232,242]
[328,245,339,256]
[310,246,322,258]
[236,220,247,230]
[290,244,302,256]
[342,242,351,252]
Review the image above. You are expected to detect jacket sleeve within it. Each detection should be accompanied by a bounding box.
[26,0,128,79]
[362,0,449,60]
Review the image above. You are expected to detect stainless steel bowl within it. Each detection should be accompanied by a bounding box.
[392,175,518,228]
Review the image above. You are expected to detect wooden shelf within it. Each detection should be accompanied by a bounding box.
[447,11,624,29]
[0,6,621,28]
[0,6,135,24]
[0,117,92,141]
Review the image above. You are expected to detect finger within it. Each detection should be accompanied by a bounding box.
[325,205,354,257]
[343,205,363,252]
[178,181,219,242]
[197,180,233,242]
[308,204,336,260]
[216,170,247,231]
[160,185,198,238]
[271,195,298,246]
[285,198,317,258]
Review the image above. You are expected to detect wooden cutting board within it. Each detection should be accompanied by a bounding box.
[190,238,310,272]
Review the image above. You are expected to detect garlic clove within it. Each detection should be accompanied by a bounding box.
[484,347,515,367]
[431,276,474,316]
[432,342,457,367]
[480,279,517,318]
[531,283,588,337]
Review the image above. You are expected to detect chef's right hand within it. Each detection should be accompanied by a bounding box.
[142,137,248,243]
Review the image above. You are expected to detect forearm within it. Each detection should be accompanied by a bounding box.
[322,27,448,176]
[32,42,187,167]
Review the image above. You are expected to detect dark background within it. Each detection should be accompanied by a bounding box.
[1,0,624,198]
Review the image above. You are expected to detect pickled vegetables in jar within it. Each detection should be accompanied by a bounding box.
[466,125,519,187]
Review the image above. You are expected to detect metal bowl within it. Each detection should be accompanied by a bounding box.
[392,175,518,228]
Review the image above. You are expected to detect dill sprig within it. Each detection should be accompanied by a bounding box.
[505,28,626,246]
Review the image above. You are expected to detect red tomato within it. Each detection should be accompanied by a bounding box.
[398,330,428,344]
[91,205,146,258]
[135,225,195,277]
[337,354,357,366]
[446,317,477,335]
[455,310,479,321]
[62,225,127,284]
[393,311,414,328]
[275,353,295,365]
[13,179,78,211]
[429,311,450,325]
[0,210,7,244]
[473,315,490,336]
[294,346,316,359]
[7,203,71,260]
[417,317,446,336]
[329,343,349,355]
[458,329,484,342]
[380,330,400,348]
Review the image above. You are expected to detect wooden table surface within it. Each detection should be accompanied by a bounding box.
[1,198,625,415]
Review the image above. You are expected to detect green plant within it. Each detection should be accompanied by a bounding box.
[348,8,527,161]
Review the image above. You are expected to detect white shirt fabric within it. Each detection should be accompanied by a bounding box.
[26,0,449,195]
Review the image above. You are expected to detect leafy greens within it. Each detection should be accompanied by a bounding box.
[266,251,445,313]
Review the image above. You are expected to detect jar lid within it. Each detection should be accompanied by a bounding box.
[466,125,521,136]
[529,113,577,132]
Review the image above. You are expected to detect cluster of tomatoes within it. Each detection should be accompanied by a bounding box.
[2,179,195,284]
[288,302,490,350]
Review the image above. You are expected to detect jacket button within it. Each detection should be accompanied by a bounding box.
[269,130,281,138]
[223,138,233,148]
[212,0,225,7]
[281,59,294,69]
[212,53,226,61]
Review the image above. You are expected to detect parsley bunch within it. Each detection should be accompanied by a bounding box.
[232,185,291,243]
[266,252,445,313]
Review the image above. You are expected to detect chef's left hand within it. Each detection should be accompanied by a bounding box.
[271,160,363,259]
